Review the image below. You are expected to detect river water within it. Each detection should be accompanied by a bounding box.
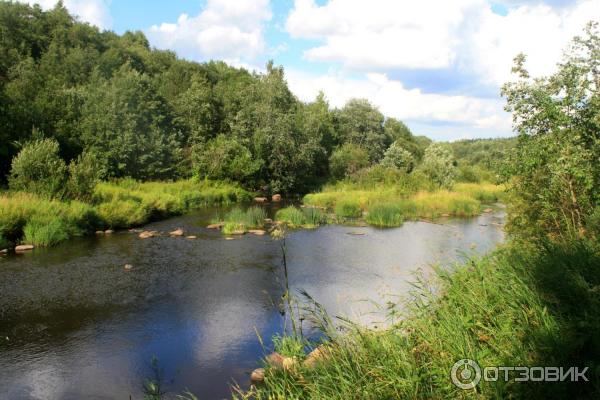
[0,206,505,399]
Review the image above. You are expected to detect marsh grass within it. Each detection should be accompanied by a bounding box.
[220,206,267,234]
[305,184,490,227]
[240,241,600,399]
[0,179,249,247]
[275,206,326,228]
[334,200,362,219]
[365,203,404,227]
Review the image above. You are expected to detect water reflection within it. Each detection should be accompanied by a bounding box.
[0,208,504,399]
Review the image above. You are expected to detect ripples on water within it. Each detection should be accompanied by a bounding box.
[0,206,505,399]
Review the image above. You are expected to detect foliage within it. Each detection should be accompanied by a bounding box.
[501,22,600,241]
[67,151,103,202]
[192,134,261,184]
[419,143,456,189]
[275,206,326,228]
[380,141,415,172]
[334,98,389,162]
[8,138,67,198]
[328,143,370,181]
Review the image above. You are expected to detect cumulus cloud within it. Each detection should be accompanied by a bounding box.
[18,0,112,29]
[147,0,272,62]
[284,0,599,137]
[285,69,511,133]
[286,0,599,83]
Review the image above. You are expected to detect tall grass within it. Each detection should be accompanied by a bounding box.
[220,206,267,234]
[334,200,362,219]
[275,206,327,228]
[240,241,600,399]
[365,203,404,227]
[0,179,250,247]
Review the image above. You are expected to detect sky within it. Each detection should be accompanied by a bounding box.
[19,0,600,141]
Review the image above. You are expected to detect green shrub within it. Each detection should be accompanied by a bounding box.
[335,200,362,218]
[365,203,404,227]
[9,138,67,198]
[380,141,415,172]
[220,206,266,234]
[329,143,370,180]
[23,215,69,246]
[67,151,103,202]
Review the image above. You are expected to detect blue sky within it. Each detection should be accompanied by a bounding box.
[25,0,600,141]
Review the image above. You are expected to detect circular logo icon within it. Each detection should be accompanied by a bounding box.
[451,359,481,389]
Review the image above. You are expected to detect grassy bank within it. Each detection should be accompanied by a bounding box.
[242,240,600,399]
[303,182,503,226]
[0,179,250,248]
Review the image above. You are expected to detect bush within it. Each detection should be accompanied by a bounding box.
[220,206,266,234]
[67,151,103,202]
[9,138,67,198]
[380,141,415,172]
[302,207,326,227]
[192,135,261,184]
[365,203,404,227]
[329,143,370,180]
[419,143,456,189]
[335,200,362,218]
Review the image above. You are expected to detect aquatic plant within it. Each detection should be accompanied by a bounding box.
[334,200,362,219]
[365,203,404,227]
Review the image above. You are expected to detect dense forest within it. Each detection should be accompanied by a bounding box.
[0,1,513,199]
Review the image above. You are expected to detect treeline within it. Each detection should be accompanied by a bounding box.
[0,1,448,195]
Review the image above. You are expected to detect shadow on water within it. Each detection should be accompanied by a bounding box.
[0,206,505,399]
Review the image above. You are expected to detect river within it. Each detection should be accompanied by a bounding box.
[0,205,505,399]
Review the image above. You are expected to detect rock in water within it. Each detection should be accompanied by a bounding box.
[186,235,197,239]
[250,368,265,384]
[95,230,104,235]
[248,229,266,236]
[254,197,268,203]
[15,244,34,252]
[483,208,493,213]
[104,229,114,234]
[124,264,133,270]
[206,223,223,229]
[169,228,184,236]
[271,194,282,202]
[138,231,157,239]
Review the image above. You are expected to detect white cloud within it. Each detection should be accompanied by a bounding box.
[147,0,272,62]
[286,0,599,82]
[285,69,512,134]
[18,0,112,29]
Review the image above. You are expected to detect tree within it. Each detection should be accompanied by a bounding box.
[501,22,600,240]
[419,143,456,189]
[192,135,261,184]
[381,141,415,173]
[329,143,370,180]
[9,138,67,198]
[335,99,388,162]
[80,66,182,180]
[67,151,103,202]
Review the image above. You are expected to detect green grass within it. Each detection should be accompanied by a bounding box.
[334,200,362,219]
[275,206,327,229]
[304,184,491,226]
[240,240,600,399]
[365,203,404,227]
[219,206,267,234]
[0,179,250,247]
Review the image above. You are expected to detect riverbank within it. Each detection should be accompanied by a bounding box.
[241,239,600,399]
[0,179,250,249]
